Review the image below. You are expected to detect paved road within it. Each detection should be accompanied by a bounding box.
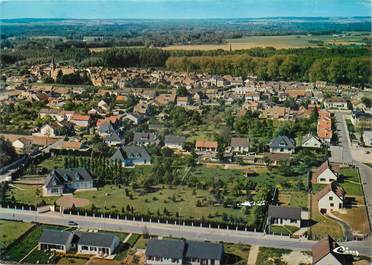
[332,112,372,228]
[1,208,371,256]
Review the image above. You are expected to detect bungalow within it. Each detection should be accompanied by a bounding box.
[311,161,338,184]
[38,229,74,253]
[146,239,224,265]
[111,145,151,167]
[267,205,302,228]
[316,181,345,214]
[195,140,218,153]
[70,114,91,128]
[38,230,120,258]
[74,231,120,257]
[230,137,249,153]
[269,136,295,154]
[133,132,158,146]
[43,168,94,196]
[324,97,348,110]
[302,133,322,148]
[312,235,354,265]
[164,135,186,150]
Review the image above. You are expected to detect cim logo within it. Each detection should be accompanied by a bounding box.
[333,246,359,257]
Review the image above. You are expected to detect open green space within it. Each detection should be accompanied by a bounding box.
[37,156,65,171]
[6,183,59,205]
[0,220,34,248]
[77,184,256,224]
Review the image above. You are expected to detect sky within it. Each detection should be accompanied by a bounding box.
[0,0,370,19]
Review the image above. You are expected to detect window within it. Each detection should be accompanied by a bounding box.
[320,178,326,182]
[329,196,333,200]
[82,246,89,250]
[330,203,334,207]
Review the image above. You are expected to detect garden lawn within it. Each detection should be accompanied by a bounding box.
[256,247,292,265]
[340,167,363,196]
[2,224,66,263]
[269,225,299,236]
[37,156,65,170]
[0,220,34,248]
[278,191,308,210]
[6,184,59,205]
[77,185,255,225]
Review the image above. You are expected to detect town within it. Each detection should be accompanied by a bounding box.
[0,7,372,265]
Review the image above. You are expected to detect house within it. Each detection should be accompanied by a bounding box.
[230,137,249,153]
[124,113,144,125]
[38,122,64,137]
[312,235,354,265]
[267,205,302,228]
[98,99,110,112]
[260,106,292,120]
[38,230,120,258]
[38,229,74,253]
[351,110,372,130]
[195,140,218,153]
[43,168,94,196]
[12,137,33,153]
[70,114,91,128]
[301,133,322,148]
[164,135,186,150]
[146,239,224,265]
[111,145,151,167]
[324,97,348,110]
[316,181,345,214]
[61,141,83,150]
[74,231,120,256]
[133,132,158,146]
[363,130,372,146]
[311,161,338,184]
[269,136,295,154]
[317,110,332,143]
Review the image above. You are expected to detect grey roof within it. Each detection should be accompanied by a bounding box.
[45,168,93,188]
[74,231,119,248]
[146,239,185,259]
[185,240,224,260]
[39,229,73,246]
[133,132,157,144]
[103,131,123,143]
[111,145,151,162]
[97,122,116,134]
[268,205,301,220]
[269,135,295,149]
[164,135,186,146]
[302,133,320,144]
[230,137,249,148]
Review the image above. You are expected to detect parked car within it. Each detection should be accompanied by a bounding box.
[68,220,78,226]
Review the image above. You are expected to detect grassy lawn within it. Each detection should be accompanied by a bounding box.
[6,184,59,205]
[278,190,308,210]
[256,247,292,265]
[310,195,344,241]
[0,220,34,248]
[223,243,250,265]
[132,235,148,249]
[2,224,66,263]
[269,225,300,235]
[37,156,65,170]
[340,167,363,196]
[77,184,255,224]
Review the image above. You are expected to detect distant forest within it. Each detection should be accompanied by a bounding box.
[0,17,370,47]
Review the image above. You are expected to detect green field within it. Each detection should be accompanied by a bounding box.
[269,225,299,236]
[77,184,255,224]
[0,220,34,248]
[256,247,292,265]
[6,183,59,205]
